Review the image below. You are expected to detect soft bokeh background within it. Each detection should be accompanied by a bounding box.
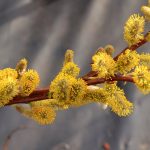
[0,0,150,150]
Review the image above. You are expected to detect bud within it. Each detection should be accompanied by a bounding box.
[141,6,150,21]
[0,77,19,107]
[63,49,74,66]
[16,58,28,78]
[104,45,115,56]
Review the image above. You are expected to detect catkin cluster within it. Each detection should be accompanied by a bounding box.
[0,59,39,107]
[0,0,150,125]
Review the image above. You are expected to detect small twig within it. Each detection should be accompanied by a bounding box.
[83,32,149,79]
[3,126,27,150]
[82,71,98,80]
[103,143,110,150]
[114,33,148,60]
[86,75,134,85]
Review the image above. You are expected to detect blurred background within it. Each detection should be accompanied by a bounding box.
[0,0,150,149]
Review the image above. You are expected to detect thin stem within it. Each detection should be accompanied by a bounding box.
[86,75,134,85]
[114,33,148,60]
[6,88,49,105]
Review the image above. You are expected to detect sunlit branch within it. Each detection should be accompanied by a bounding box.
[6,75,134,106]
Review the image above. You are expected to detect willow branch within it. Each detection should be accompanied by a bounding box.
[4,31,149,106]
[82,32,149,80]
[114,32,148,60]
[6,88,49,106]
[86,75,134,85]
[6,75,134,106]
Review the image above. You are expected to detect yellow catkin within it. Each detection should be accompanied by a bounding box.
[92,52,116,78]
[19,69,40,96]
[61,62,80,77]
[70,78,87,106]
[49,73,76,108]
[50,73,88,108]
[141,6,150,21]
[83,87,108,105]
[124,14,145,46]
[31,106,56,125]
[0,68,18,80]
[116,49,140,74]
[132,65,150,94]
[15,105,56,125]
[139,53,150,69]
[109,94,133,117]
[0,77,19,107]
[104,83,133,117]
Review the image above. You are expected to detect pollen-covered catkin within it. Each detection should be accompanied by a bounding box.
[124,14,145,46]
[15,105,56,125]
[30,106,56,125]
[70,78,87,106]
[116,49,140,74]
[19,69,40,96]
[61,62,80,77]
[49,72,88,108]
[0,77,19,107]
[139,53,150,69]
[0,68,18,80]
[132,65,150,94]
[83,87,108,105]
[49,73,76,108]
[104,83,133,116]
[92,51,116,78]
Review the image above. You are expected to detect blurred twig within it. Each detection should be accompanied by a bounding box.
[103,143,110,150]
[3,126,27,150]
[52,143,70,150]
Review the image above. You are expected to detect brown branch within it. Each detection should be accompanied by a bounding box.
[82,71,98,80]
[86,75,134,85]
[114,33,148,60]
[7,88,49,105]
[6,75,134,106]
